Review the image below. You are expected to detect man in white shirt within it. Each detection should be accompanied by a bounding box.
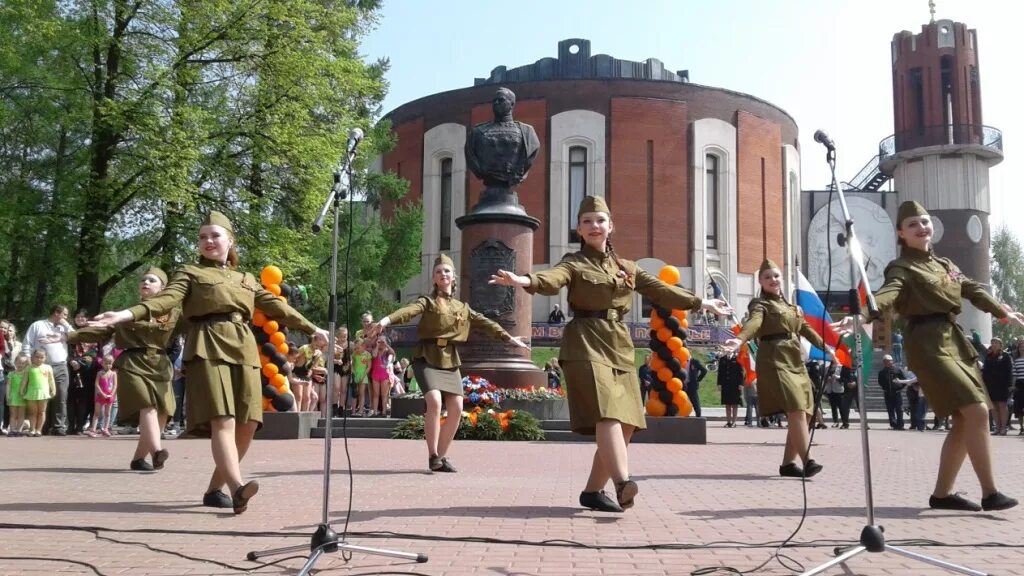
[23,305,74,435]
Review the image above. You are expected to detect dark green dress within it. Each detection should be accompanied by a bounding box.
[736,294,825,416]
[525,245,703,434]
[128,259,318,434]
[875,246,1008,418]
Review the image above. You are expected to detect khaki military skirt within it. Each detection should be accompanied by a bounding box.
[115,370,175,428]
[411,358,463,396]
[184,358,262,437]
[754,340,814,417]
[561,360,646,435]
[906,321,990,419]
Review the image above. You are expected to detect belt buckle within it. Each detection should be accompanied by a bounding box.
[230,312,243,323]
[436,338,448,347]
[607,309,619,321]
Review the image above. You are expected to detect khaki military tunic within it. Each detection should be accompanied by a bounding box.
[128,259,319,433]
[737,294,825,416]
[526,245,703,434]
[387,294,513,395]
[874,246,1008,418]
[69,307,181,427]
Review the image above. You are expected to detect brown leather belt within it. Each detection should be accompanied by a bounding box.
[422,338,450,347]
[759,332,793,342]
[192,311,247,323]
[571,309,622,321]
[908,312,954,325]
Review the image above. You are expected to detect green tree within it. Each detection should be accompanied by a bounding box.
[0,0,420,326]
[991,225,1024,342]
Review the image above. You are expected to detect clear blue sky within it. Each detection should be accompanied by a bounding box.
[362,0,1021,231]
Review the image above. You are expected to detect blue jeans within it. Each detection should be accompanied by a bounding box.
[743,387,759,424]
[172,377,186,425]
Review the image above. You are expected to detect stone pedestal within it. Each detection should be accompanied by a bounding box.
[455,188,547,390]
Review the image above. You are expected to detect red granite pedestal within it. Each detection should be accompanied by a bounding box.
[455,191,546,389]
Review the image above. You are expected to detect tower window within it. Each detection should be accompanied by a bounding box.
[706,154,720,250]
[568,146,587,243]
[440,157,452,251]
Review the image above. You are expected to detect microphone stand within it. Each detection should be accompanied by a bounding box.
[247,145,427,573]
[800,143,986,576]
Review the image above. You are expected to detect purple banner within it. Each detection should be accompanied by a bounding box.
[383,323,735,348]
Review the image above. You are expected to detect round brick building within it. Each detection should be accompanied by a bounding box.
[379,38,803,321]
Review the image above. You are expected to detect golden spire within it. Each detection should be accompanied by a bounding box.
[928,0,936,23]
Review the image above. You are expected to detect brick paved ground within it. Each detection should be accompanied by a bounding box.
[1,424,1022,575]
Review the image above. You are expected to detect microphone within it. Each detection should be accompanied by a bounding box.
[347,127,364,154]
[813,129,835,151]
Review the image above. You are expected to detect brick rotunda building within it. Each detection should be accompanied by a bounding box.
[378,38,803,322]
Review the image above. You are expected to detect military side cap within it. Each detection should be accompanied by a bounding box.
[758,258,780,274]
[434,253,455,268]
[203,210,234,234]
[578,195,610,216]
[143,266,168,286]
[896,200,929,225]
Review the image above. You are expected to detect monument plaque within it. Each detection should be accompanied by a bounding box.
[469,239,516,318]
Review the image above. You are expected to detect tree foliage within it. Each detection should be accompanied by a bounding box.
[990,225,1024,342]
[0,0,421,329]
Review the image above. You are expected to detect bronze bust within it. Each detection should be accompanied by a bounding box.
[464,88,540,212]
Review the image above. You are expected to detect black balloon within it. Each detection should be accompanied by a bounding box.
[648,329,659,342]
[665,403,679,416]
[271,394,295,412]
[255,330,270,345]
[271,352,288,366]
[654,306,671,319]
[263,384,277,399]
[280,283,293,298]
[675,328,688,341]
[261,342,278,357]
[656,346,673,362]
[665,316,680,331]
[659,389,673,404]
[668,357,682,373]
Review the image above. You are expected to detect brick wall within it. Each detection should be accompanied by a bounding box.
[608,97,689,265]
[381,117,424,220]
[736,111,783,274]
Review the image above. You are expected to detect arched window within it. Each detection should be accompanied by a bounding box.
[440,157,452,251]
[705,153,720,250]
[568,146,587,243]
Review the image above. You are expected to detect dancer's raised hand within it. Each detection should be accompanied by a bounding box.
[489,269,529,288]
[89,310,133,328]
[702,299,733,316]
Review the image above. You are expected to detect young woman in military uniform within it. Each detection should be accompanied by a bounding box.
[837,201,1024,511]
[365,254,527,472]
[91,211,328,514]
[725,259,833,479]
[490,196,732,512]
[71,267,180,472]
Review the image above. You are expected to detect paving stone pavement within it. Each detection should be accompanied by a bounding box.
[1,424,1022,575]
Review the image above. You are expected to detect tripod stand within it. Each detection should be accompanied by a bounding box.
[247,139,427,573]
[800,139,986,576]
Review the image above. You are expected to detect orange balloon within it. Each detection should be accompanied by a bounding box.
[262,397,273,410]
[667,336,683,351]
[252,309,267,327]
[269,331,286,346]
[673,391,693,416]
[646,397,667,417]
[276,342,289,354]
[671,309,687,320]
[650,315,665,331]
[262,320,279,335]
[262,363,279,378]
[667,377,683,393]
[650,355,666,372]
[259,354,270,366]
[674,347,691,364]
[658,265,681,285]
[271,373,287,388]
[650,308,661,321]
[261,265,284,286]
[656,367,673,383]
[656,327,672,342]
[266,283,282,296]
[679,318,689,329]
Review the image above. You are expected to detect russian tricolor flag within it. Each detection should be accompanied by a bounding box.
[796,271,853,368]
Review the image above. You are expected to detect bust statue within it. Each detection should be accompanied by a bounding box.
[465,87,540,211]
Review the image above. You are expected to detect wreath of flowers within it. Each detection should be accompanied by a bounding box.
[462,375,501,408]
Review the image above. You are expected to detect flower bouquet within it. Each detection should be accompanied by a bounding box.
[391,406,545,441]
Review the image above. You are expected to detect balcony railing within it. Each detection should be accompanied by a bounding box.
[879,124,1002,162]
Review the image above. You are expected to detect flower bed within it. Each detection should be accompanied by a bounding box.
[391,407,545,441]
[392,377,568,421]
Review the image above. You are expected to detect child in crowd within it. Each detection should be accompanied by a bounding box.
[286,343,313,412]
[23,350,56,436]
[369,337,396,417]
[400,357,418,393]
[5,353,29,436]
[351,339,372,416]
[88,355,117,437]
[390,357,406,396]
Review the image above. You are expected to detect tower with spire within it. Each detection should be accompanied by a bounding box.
[879,8,1003,341]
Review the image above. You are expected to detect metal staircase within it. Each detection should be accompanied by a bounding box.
[842,154,891,192]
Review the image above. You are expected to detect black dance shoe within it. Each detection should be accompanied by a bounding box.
[929,493,982,512]
[579,490,623,512]
[803,460,823,478]
[130,458,154,471]
[779,462,805,478]
[232,480,260,515]
[615,479,638,509]
[981,491,1018,511]
[429,454,457,473]
[152,449,169,470]
[202,490,232,508]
